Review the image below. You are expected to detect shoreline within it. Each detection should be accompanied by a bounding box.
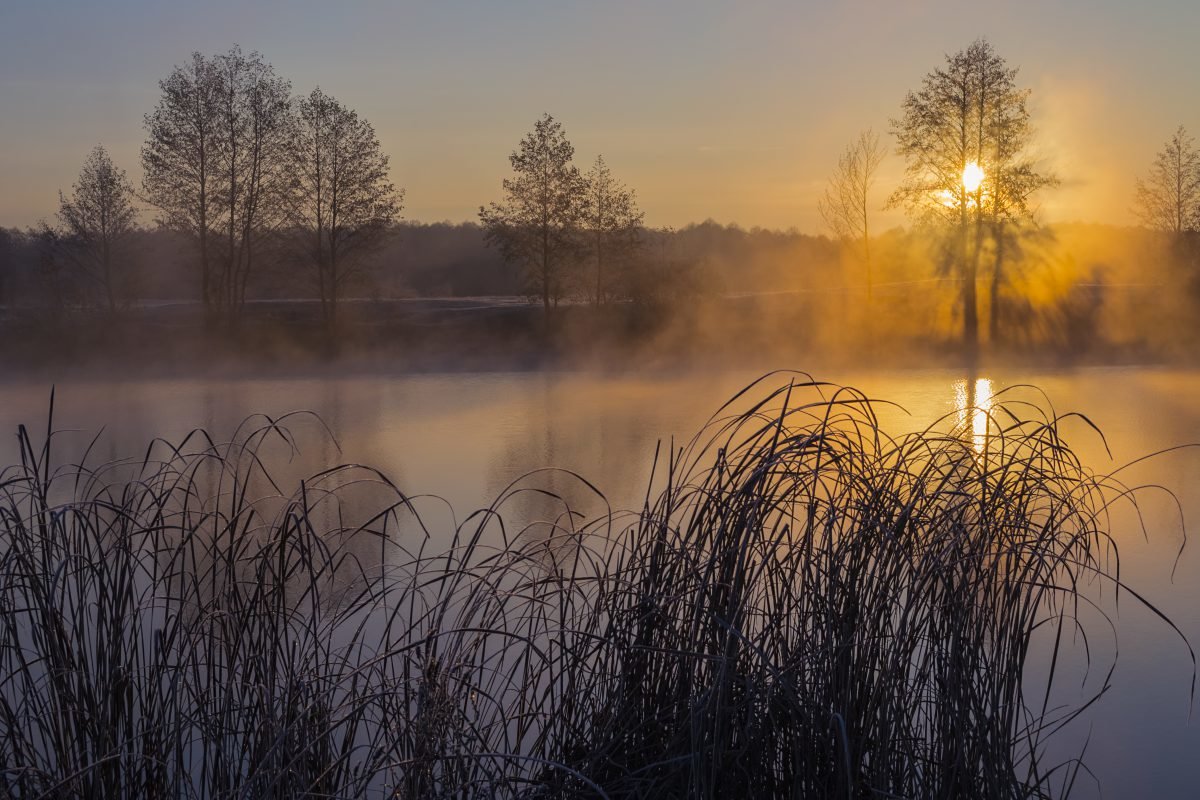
[0,295,1188,383]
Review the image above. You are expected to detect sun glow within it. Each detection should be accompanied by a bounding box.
[962,161,985,193]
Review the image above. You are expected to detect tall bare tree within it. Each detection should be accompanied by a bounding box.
[289,88,402,328]
[1135,126,1200,235]
[142,52,222,313]
[984,171,1057,343]
[50,146,139,311]
[979,62,1057,344]
[142,47,293,318]
[581,155,644,305]
[211,46,294,313]
[891,39,1050,353]
[818,129,885,302]
[480,114,586,314]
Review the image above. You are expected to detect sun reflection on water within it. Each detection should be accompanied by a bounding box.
[954,377,994,453]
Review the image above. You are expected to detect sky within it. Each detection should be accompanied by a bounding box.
[1,0,1198,232]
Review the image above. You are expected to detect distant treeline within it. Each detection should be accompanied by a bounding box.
[0,220,839,308]
[5,37,1200,366]
[3,217,1196,364]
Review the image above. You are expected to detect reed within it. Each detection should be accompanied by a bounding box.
[0,375,1189,798]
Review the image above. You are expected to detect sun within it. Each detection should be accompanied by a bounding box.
[962,161,985,193]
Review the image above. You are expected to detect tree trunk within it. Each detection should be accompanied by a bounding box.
[989,222,1005,345]
[862,203,873,353]
[200,210,213,328]
[542,225,551,315]
[594,227,603,308]
[328,235,340,332]
[961,208,979,359]
[102,239,116,313]
[316,246,329,329]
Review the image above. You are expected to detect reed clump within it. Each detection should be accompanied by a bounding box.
[0,376,1188,799]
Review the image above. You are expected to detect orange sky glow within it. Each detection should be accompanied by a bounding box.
[1,0,1197,232]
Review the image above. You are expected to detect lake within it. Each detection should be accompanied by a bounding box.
[1,364,1196,797]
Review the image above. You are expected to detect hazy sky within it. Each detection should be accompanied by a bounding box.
[2,0,1197,232]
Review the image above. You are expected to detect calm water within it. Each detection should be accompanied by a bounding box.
[1,365,1197,797]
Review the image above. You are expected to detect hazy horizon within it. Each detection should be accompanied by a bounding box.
[2,0,1199,233]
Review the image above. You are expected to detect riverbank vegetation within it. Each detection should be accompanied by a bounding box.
[0,376,1190,797]
[0,219,1195,376]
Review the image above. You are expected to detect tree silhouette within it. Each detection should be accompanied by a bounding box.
[1135,126,1200,235]
[818,128,885,303]
[211,46,294,314]
[288,88,402,329]
[44,146,139,312]
[143,47,293,319]
[142,52,222,315]
[980,64,1057,344]
[581,155,644,306]
[480,114,586,314]
[890,39,1051,353]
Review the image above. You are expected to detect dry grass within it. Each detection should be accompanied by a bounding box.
[0,375,1191,798]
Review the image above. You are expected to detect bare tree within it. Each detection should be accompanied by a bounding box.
[891,39,1050,353]
[212,46,294,313]
[1135,126,1200,235]
[142,52,222,314]
[142,47,293,319]
[480,114,586,314]
[581,155,644,305]
[980,63,1057,344]
[818,129,885,302]
[43,146,139,311]
[984,169,1057,343]
[289,88,402,328]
